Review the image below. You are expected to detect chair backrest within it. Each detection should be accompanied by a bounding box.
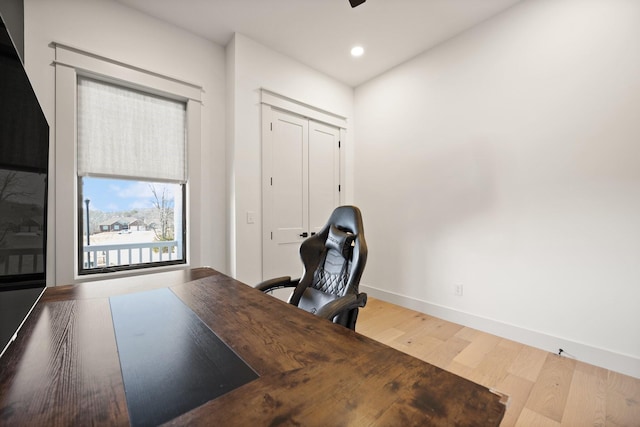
[289,206,367,327]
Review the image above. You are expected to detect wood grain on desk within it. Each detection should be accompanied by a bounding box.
[0,268,506,426]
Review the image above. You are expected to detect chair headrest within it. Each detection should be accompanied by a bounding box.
[326,224,355,259]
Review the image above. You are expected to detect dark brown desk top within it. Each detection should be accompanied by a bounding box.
[0,268,507,426]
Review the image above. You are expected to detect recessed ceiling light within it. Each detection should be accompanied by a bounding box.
[350,46,364,57]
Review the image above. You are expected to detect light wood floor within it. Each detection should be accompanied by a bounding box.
[357,298,640,426]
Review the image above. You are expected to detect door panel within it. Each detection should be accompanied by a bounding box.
[272,113,308,243]
[263,110,309,280]
[309,121,340,235]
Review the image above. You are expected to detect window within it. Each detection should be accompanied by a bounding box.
[76,77,187,274]
[53,43,202,284]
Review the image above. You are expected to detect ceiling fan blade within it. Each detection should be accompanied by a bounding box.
[349,0,366,8]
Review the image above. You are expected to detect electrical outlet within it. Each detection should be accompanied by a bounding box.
[454,284,463,296]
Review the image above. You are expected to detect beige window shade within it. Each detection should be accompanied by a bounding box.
[77,77,187,183]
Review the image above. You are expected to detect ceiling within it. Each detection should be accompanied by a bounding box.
[114,0,523,87]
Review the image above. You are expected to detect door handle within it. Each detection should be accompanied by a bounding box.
[299,232,309,238]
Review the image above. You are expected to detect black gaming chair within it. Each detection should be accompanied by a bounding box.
[256,205,368,330]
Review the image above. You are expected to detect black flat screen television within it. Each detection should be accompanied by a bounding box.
[0,13,49,357]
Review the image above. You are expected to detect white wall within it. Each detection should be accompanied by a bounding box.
[355,0,640,378]
[227,33,354,284]
[24,0,227,284]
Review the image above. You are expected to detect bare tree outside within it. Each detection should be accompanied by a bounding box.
[0,169,46,276]
[149,184,174,242]
[0,170,36,245]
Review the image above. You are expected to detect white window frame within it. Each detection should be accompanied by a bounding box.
[53,43,203,285]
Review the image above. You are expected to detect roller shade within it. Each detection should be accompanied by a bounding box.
[77,77,186,183]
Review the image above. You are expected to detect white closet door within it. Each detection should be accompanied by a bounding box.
[262,109,341,282]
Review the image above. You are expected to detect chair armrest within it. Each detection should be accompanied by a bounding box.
[255,276,299,292]
[315,292,367,320]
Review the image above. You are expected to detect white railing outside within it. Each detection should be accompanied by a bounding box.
[0,248,44,275]
[1,241,181,274]
[83,241,180,269]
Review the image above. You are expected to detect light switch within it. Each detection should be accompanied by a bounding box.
[246,211,256,224]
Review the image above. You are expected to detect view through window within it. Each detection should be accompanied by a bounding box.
[0,169,47,281]
[79,177,184,273]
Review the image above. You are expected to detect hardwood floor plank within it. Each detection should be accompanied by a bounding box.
[508,343,548,382]
[606,370,640,426]
[516,407,561,427]
[496,374,535,427]
[392,334,444,361]
[522,353,576,422]
[393,312,463,343]
[560,361,607,426]
[353,300,397,335]
[472,339,523,388]
[422,336,471,370]
[452,331,502,369]
[357,298,413,333]
[426,318,465,341]
[366,326,406,344]
[454,326,481,342]
[393,310,435,331]
[446,360,476,380]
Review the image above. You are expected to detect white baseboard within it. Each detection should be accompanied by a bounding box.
[360,284,640,379]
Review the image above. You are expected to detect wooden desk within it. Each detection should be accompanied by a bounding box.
[0,268,507,426]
